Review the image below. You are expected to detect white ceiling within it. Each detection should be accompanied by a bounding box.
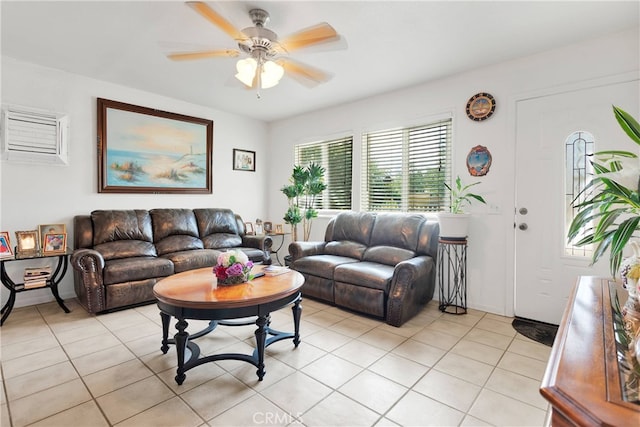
[2,1,638,122]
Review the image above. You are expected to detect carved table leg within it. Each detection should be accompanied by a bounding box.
[255,314,268,381]
[174,318,189,385]
[292,296,302,347]
[160,312,170,354]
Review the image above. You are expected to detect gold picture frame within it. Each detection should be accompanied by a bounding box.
[15,230,39,255]
[43,233,67,254]
[275,224,284,234]
[38,223,66,248]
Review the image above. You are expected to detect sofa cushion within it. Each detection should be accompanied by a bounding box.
[334,261,395,291]
[201,234,243,249]
[328,211,375,246]
[150,208,200,241]
[94,240,157,261]
[103,256,174,285]
[369,213,425,251]
[150,209,205,255]
[155,235,204,256]
[324,241,367,260]
[194,208,239,236]
[293,255,359,280]
[91,210,155,260]
[363,246,416,266]
[161,248,220,273]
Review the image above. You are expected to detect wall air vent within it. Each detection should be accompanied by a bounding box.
[1,105,69,165]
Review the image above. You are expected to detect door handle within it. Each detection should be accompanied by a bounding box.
[519,207,528,215]
[518,223,528,231]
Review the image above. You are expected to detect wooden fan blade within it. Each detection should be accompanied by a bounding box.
[186,1,245,41]
[278,23,340,52]
[278,58,332,87]
[167,49,240,61]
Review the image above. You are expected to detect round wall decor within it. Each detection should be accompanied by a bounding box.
[466,145,492,176]
[466,92,496,121]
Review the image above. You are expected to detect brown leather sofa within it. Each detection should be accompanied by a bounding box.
[288,211,439,326]
[71,208,272,314]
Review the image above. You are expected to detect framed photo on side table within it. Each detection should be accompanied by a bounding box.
[233,149,256,172]
[264,222,273,233]
[245,222,255,235]
[275,224,284,234]
[39,224,66,248]
[43,233,67,254]
[15,230,39,255]
[0,232,13,258]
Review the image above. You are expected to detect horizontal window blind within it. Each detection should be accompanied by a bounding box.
[295,136,353,210]
[362,119,451,212]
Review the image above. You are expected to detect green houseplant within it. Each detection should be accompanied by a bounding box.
[437,176,486,238]
[281,162,327,241]
[568,106,640,276]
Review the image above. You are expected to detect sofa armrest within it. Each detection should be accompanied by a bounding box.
[71,249,107,314]
[242,234,273,252]
[387,255,435,327]
[288,241,326,262]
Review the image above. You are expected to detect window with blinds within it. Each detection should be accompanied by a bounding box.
[295,136,353,210]
[362,119,451,212]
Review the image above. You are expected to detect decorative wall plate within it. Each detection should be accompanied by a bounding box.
[466,145,492,176]
[466,93,496,121]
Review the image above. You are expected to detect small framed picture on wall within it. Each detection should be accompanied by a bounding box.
[233,149,256,172]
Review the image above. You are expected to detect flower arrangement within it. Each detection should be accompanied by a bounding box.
[213,250,254,285]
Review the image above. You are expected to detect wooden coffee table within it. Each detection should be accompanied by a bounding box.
[153,265,304,384]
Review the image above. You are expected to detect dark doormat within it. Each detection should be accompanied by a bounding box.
[512,317,559,347]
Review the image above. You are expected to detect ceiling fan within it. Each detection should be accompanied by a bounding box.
[167,1,344,92]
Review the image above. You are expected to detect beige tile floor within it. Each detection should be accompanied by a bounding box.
[0,297,552,426]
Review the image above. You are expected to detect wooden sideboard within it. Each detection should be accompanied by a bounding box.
[540,276,640,426]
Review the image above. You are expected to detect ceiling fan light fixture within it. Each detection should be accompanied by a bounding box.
[261,60,284,88]
[235,57,257,87]
[235,57,284,89]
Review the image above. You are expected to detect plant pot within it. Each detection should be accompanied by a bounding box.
[437,213,470,239]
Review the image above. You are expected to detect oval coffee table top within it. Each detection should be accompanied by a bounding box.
[153,265,304,310]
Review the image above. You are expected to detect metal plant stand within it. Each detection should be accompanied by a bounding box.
[437,238,468,315]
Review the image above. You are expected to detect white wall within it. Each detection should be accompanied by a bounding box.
[1,57,269,307]
[267,27,640,316]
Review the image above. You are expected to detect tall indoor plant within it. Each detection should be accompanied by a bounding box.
[281,162,327,241]
[568,106,640,276]
[437,175,486,238]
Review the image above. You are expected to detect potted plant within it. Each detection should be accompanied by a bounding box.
[568,106,640,277]
[281,162,327,241]
[437,176,486,238]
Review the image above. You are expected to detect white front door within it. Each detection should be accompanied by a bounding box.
[514,77,639,324]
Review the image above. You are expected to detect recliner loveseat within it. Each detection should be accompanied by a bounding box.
[71,208,271,314]
[288,211,439,326]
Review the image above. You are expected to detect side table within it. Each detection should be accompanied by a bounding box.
[437,238,467,314]
[267,233,290,265]
[1,249,72,325]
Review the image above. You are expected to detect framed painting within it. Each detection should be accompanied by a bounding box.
[233,149,255,172]
[97,98,214,194]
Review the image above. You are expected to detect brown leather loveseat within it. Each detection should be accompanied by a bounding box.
[288,211,439,327]
[71,208,271,314]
